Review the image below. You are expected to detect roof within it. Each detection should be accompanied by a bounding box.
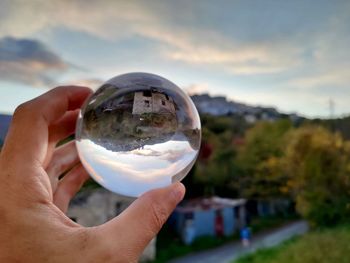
[175,196,246,213]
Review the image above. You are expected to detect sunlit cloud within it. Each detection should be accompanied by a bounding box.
[184,83,210,95]
[63,78,104,90]
[1,0,350,116]
[288,69,350,89]
[0,1,301,76]
[162,36,302,75]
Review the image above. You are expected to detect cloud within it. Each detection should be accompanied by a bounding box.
[184,83,209,95]
[0,1,153,40]
[155,28,302,75]
[1,0,350,117]
[0,37,68,86]
[288,68,350,89]
[62,78,104,90]
[0,1,304,76]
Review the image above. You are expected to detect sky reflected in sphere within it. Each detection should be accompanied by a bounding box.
[76,72,201,197]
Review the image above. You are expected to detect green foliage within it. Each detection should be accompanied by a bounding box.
[235,120,292,199]
[73,110,350,228]
[193,115,247,196]
[234,238,297,263]
[154,217,292,263]
[233,120,350,227]
[234,224,350,263]
[201,114,248,136]
[154,230,236,263]
[282,126,350,226]
[310,115,350,140]
[248,215,299,233]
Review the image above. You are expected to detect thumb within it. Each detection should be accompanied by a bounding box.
[97,182,185,259]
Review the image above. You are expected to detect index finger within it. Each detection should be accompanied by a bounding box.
[1,86,92,167]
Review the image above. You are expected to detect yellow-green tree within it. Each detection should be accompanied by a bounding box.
[283,126,350,226]
[235,119,292,199]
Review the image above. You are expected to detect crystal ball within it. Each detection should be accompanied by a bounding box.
[76,72,201,197]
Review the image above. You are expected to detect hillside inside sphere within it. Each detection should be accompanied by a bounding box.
[75,73,201,197]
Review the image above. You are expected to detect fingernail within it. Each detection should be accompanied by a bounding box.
[172,182,185,202]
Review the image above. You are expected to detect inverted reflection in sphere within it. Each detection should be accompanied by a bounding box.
[76,72,201,197]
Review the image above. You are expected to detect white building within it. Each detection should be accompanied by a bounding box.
[132,90,176,115]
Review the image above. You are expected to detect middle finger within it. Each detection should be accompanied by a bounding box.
[46,140,80,190]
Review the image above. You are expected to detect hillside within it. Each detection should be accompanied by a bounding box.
[191,94,301,123]
[191,94,350,140]
[1,93,350,145]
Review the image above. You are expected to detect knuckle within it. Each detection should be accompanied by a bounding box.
[54,85,67,92]
[13,102,30,117]
[13,101,40,123]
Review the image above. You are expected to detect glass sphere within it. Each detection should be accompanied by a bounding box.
[76,72,201,197]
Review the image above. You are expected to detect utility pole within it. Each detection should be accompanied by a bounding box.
[329,99,335,119]
[329,98,335,132]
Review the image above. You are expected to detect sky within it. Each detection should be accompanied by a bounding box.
[0,0,349,118]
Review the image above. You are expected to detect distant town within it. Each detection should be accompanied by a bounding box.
[0,93,302,145]
[191,94,302,123]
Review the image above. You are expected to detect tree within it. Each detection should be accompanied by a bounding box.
[283,126,350,226]
[235,120,292,199]
[192,114,246,196]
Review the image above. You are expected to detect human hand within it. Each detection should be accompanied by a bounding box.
[0,86,185,263]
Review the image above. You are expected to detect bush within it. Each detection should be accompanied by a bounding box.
[283,126,350,227]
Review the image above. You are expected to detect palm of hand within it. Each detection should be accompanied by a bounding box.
[0,86,185,263]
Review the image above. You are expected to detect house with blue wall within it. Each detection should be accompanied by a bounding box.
[169,197,247,244]
[0,114,12,145]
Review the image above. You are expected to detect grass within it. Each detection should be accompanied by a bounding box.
[249,215,298,233]
[153,215,298,263]
[234,224,350,263]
